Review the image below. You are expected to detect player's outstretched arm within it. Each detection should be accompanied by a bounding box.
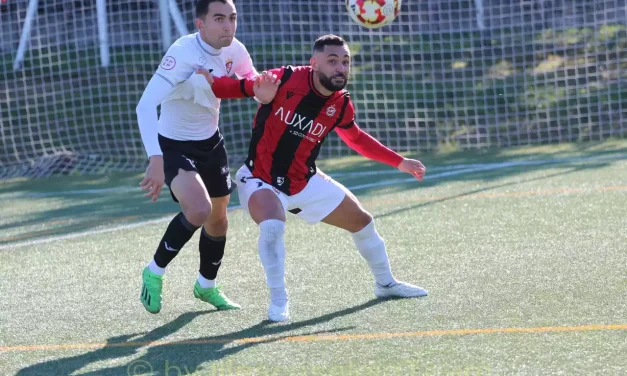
[195,68,280,104]
[336,123,426,181]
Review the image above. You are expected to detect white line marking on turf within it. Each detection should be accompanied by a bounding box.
[0,168,494,250]
[2,154,624,199]
[1,154,624,250]
[0,186,140,199]
[0,206,242,250]
[327,154,626,177]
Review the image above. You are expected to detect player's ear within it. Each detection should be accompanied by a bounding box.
[310,56,317,70]
[194,18,203,30]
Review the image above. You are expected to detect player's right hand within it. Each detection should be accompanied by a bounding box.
[253,71,281,104]
[140,155,165,202]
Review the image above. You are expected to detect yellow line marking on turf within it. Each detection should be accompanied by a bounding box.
[2,324,626,352]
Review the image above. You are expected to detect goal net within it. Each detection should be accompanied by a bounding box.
[1,0,626,178]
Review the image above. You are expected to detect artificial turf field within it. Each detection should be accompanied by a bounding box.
[1,141,626,375]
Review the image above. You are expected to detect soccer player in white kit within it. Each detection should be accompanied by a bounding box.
[135,0,278,313]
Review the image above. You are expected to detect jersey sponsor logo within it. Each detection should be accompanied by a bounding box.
[274,106,328,142]
[160,56,176,70]
[225,58,233,74]
[326,105,336,117]
[276,177,285,186]
[220,165,229,175]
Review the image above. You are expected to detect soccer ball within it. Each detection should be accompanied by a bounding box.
[345,0,401,29]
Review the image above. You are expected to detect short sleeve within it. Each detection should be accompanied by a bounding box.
[155,43,194,87]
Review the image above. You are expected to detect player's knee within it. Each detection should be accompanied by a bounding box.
[354,210,373,232]
[184,201,212,226]
[249,190,286,223]
[206,215,228,235]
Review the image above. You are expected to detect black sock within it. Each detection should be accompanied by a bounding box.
[153,212,199,268]
[198,228,226,280]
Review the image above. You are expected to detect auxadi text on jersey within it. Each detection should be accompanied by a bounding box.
[275,106,327,143]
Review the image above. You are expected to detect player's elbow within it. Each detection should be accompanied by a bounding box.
[135,97,154,117]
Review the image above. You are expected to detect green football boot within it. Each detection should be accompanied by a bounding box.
[140,267,163,314]
[193,282,241,310]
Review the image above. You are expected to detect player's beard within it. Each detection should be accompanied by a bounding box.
[318,72,348,92]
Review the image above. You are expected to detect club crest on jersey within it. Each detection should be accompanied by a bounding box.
[276,177,285,186]
[326,105,336,117]
[225,59,233,74]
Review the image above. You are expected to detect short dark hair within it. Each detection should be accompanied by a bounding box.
[196,0,229,18]
[313,34,347,53]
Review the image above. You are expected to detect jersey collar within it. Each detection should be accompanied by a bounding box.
[196,33,223,56]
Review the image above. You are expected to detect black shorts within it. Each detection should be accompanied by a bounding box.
[158,131,236,202]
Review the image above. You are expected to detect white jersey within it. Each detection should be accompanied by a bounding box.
[136,33,257,157]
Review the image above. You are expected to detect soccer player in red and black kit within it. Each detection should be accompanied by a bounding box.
[205,34,428,322]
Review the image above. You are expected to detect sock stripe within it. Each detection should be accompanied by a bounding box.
[201,228,226,242]
[178,212,200,232]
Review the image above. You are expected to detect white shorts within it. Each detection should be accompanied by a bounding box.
[235,165,347,224]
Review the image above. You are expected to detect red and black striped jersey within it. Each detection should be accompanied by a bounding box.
[245,65,355,195]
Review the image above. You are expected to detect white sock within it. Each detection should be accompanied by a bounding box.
[197,274,216,289]
[270,287,288,306]
[352,220,396,286]
[258,219,288,304]
[148,259,165,276]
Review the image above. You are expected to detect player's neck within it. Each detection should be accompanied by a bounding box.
[197,33,223,54]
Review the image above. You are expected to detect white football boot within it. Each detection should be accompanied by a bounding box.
[375,281,428,299]
[267,301,290,322]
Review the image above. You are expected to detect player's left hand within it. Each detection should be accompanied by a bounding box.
[253,71,281,104]
[398,158,426,181]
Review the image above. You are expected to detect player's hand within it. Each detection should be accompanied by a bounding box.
[398,158,426,181]
[140,155,165,202]
[195,67,214,85]
[253,71,281,104]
